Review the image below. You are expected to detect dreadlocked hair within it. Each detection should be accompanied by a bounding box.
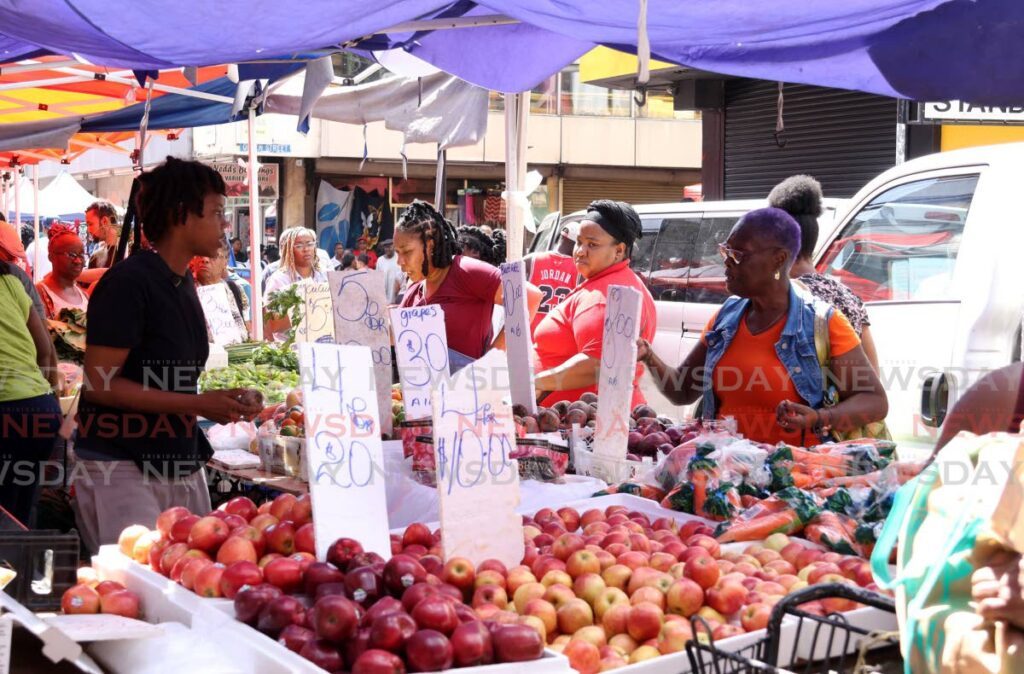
[135,156,226,244]
[277,227,319,277]
[457,225,506,266]
[397,201,461,277]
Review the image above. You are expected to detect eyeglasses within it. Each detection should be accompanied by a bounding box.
[293,242,316,251]
[718,243,781,265]
[58,251,87,262]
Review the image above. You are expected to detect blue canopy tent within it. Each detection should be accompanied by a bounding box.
[0,0,1022,103]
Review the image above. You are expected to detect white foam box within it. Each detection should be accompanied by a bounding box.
[92,546,233,626]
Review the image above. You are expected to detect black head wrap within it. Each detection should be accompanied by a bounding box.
[585,199,643,252]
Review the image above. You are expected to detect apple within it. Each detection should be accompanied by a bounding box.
[233,583,282,625]
[131,530,164,565]
[278,624,316,654]
[262,557,303,594]
[326,537,364,569]
[553,534,586,562]
[601,602,631,636]
[220,561,263,599]
[263,521,296,556]
[402,583,441,612]
[567,550,602,578]
[764,559,797,576]
[665,578,704,617]
[593,588,630,621]
[854,562,875,588]
[156,506,192,536]
[740,603,771,632]
[216,536,258,565]
[564,638,601,674]
[258,595,307,636]
[602,565,632,591]
[662,541,685,560]
[734,562,760,577]
[61,584,100,614]
[159,542,190,576]
[806,562,843,585]
[250,513,280,534]
[517,614,548,643]
[505,567,537,596]
[99,589,140,619]
[706,582,748,616]
[685,554,721,590]
[313,595,361,642]
[795,548,824,571]
[441,557,475,595]
[629,644,661,664]
[493,623,544,663]
[608,633,638,655]
[558,507,582,532]
[471,585,508,610]
[581,509,606,528]
[625,566,660,595]
[685,535,720,559]
[478,559,508,576]
[477,569,509,590]
[604,543,629,559]
[648,552,676,573]
[383,555,427,595]
[368,611,417,652]
[657,620,693,654]
[626,603,663,642]
[523,525,542,541]
[512,582,547,614]
[180,557,214,591]
[289,494,312,526]
[629,586,665,611]
[412,595,459,635]
[405,629,454,671]
[713,624,745,640]
[287,523,315,556]
[557,598,594,634]
[574,625,608,648]
[192,563,226,598]
[94,580,125,596]
[573,573,607,606]
[523,598,557,634]
[118,525,150,557]
[345,565,384,607]
[299,639,344,671]
[780,543,807,568]
[187,516,230,553]
[617,552,650,571]
[268,493,296,521]
[540,569,573,589]
[543,583,576,609]
[679,547,711,564]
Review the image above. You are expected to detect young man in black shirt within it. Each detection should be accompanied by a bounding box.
[74,158,263,552]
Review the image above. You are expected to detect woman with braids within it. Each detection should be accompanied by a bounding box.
[533,200,657,407]
[36,224,89,319]
[395,201,540,360]
[74,157,263,553]
[457,225,506,267]
[263,226,326,305]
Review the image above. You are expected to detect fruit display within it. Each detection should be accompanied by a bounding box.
[392,384,405,426]
[101,494,547,672]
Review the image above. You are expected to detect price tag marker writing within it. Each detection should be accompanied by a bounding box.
[499,261,538,415]
[391,305,450,421]
[593,285,642,475]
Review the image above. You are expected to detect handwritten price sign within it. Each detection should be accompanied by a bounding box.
[593,285,642,468]
[499,261,537,415]
[295,281,336,344]
[391,305,450,421]
[432,350,524,568]
[329,270,393,435]
[196,283,246,346]
[299,343,390,560]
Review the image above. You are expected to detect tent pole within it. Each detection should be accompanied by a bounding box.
[434,149,447,212]
[32,165,40,281]
[247,108,264,341]
[503,92,529,261]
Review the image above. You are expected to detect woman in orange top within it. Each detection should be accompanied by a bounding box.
[638,207,886,445]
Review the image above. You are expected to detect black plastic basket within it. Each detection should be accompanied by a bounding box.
[686,583,900,674]
[0,530,80,612]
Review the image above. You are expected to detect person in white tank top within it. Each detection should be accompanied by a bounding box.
[35,224,88,319]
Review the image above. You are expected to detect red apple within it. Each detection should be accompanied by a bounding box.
[258,595,307,636]
[706,583,748,616]
[180,557,214,591]
[557,507,582,532]
[657,619,694,654]
[99,589,140,618]
[299,639,344,671]
[294,523,315,555]
[442,557,476,595]
[313,595,361,642]
[403,583,442,613]
[352,648,407,674]
[740,603,771,632]
[290,494,313,526]
[492,623,544,663]
[685,535,720,559]
[264,521,296,556]
[193,563,226,598]
[368,611,417,652]
[250,513,279,533]
[685,555,721,590]
[263,557,304,593]
[278,624,316,654]
[564,638,601,674]
[450,620,494,666]
[405,629,454,672]
[666,578,704,617]
[234,583,283,625]
[220,560,263,599]
[170,514,201,543]
[269,494,297,521]
[187,516,230,553]
[156,506,192,536]
[557,598,594,634]
[223,496,258,522]
[216,536,258,565]
[384,555,427,596]
[327,537,365,569]
[61,584,100,614]
[159,542,191,576]
[411,594,459,635]
[713,624,745,640]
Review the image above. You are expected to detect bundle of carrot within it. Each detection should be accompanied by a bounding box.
[714,487,821,543]
[593,481,666,501]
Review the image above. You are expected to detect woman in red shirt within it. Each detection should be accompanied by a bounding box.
[533,200,657,408]
[395,202,539,360]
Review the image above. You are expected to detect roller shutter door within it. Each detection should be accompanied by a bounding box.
[561,179,686,215]
[723,81,897,199]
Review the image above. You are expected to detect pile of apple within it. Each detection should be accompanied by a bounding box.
[415,504,881,674]
[61,575,141,619]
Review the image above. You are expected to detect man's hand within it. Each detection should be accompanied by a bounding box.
[972,552,1024,629]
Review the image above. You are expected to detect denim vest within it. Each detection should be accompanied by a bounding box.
[701,283,830,420]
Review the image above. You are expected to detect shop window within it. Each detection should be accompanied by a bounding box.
[559,64,632,117]
[637,92,702,120]
[817,175,978,302]
[487,75,559,115]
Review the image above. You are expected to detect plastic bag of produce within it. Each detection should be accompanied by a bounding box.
[660,483,695,513]
[714,487,821,543]
[713,441,771,491]
[654,433,736,491]
[207,421,257,452]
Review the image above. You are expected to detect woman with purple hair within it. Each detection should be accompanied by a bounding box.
[637,207,887,446]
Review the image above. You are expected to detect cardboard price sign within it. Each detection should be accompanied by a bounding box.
[299,343,390,560]
[593,286,642,468]
[432,350,524,568]
[329,269,393,435]
[196,283,246,346]
[295,281,335,344]
[391,306,450,421]
[499,261,537,415]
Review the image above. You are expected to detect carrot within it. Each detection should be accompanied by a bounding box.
[791,471,813,489]
[790,447,849,467]
[804,511,861,555]
[660,483,695,514]
[716,510,803,543]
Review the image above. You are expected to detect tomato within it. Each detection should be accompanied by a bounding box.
[281,418,296,428]
[289,411,304,424]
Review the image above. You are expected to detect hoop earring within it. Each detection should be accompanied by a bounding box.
[774,270,781,280]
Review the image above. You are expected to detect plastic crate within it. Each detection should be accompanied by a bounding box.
[0,529,79,612]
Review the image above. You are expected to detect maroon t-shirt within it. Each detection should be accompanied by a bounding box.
[400,255,502,359]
